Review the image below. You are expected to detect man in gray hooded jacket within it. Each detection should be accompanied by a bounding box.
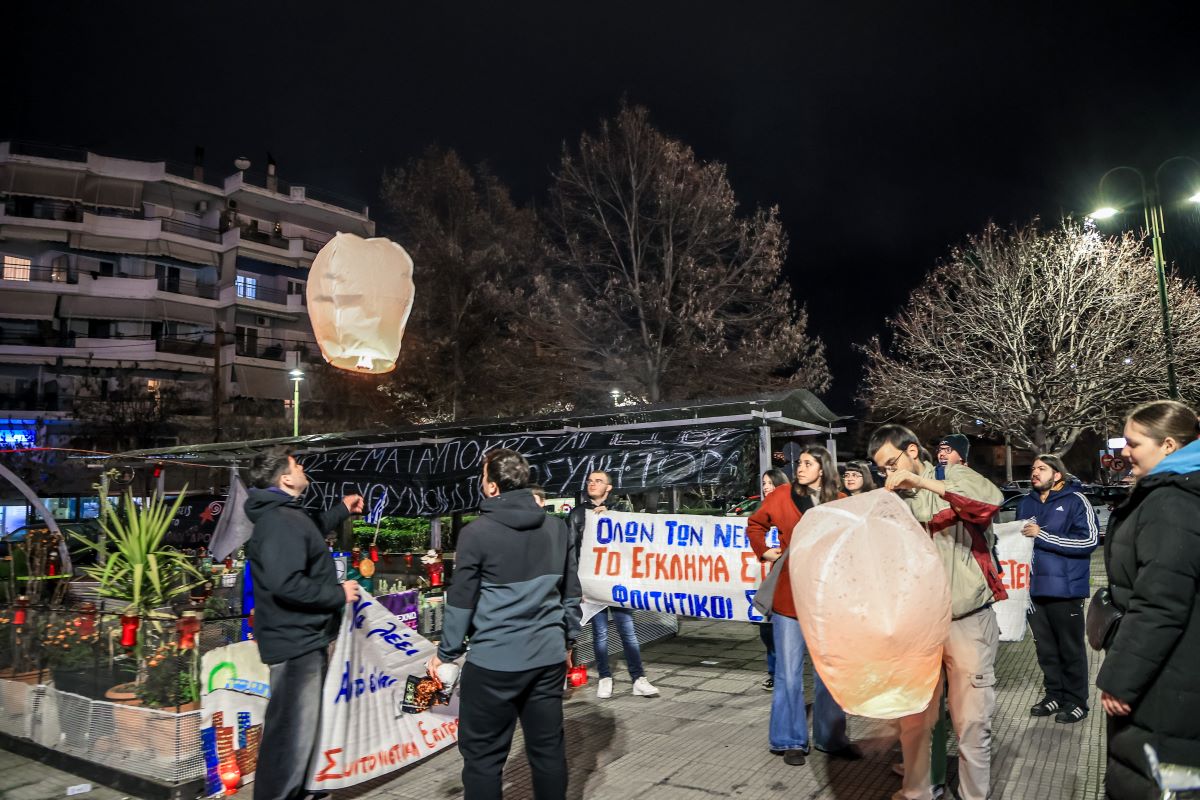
[429,448,581,800]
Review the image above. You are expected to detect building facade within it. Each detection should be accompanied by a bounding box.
[0,140,375,460]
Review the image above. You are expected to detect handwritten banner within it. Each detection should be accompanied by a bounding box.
[299,428,752,517]
[579,510,778,623]
[992,520,1034,642]
[306,591,459,791]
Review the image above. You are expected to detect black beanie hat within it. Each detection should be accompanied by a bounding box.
[937,434,969,463]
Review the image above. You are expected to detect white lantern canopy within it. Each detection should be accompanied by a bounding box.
[307,233,416,374]
[788,490,951,719]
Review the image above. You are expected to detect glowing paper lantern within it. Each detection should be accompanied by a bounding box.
[307,232,416,374]
[788,490,951,719]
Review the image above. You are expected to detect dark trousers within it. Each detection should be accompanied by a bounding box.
[1028,596,1089,709]
[254,647,328,800]
[459,660,567,800]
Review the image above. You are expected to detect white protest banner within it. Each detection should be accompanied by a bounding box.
[580,510,770,623]
[306,591,459,791]
[992,520,1034,642]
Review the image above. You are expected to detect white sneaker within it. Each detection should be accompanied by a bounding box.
[597,677,613,699]
[632,677,659,697]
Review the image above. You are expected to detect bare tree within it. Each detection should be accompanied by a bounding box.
[527,105,829,405]
[378,147,549,421]
[861,219,1200,455]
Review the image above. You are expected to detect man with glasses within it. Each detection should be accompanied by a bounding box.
[868,425,1006,800]
[568,470,658,699]
[934,434,969,480]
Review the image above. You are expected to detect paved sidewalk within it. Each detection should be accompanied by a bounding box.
[1,579,1110,800]
[333,615,1105,800]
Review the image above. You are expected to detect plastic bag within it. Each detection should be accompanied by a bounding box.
[788,489,950,719]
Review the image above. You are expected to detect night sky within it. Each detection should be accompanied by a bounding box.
[9,1,1200,411]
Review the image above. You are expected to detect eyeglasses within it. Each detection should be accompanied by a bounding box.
[936,444,954,453]
[881,453,904,473]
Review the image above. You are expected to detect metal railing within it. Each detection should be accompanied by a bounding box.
[0,392,60,411]
[0,263,73,283]
[7,140,90,162]
[234,282,290,305]
[159,217,222,244]
[2,197,83,223]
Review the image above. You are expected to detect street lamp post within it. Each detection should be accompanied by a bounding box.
[1091,157,1200,400]
[289,368,304,436]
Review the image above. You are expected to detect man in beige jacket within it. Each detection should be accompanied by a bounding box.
[869,425,1007,800]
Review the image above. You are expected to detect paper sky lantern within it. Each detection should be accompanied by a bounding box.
[307,232,416,374]
[788,490,950,719]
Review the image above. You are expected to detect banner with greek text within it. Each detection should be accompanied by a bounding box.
[306,592,459,791]
[992,521,1034,642]
[579,510,777,623]
[299,428,752,517]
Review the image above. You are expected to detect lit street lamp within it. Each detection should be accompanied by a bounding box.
[289,368,304,436]
[1090,157,1200,400]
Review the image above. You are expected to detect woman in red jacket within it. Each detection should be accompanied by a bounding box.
[747,446,861,766]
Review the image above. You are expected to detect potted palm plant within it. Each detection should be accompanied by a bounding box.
[76,487,204,703]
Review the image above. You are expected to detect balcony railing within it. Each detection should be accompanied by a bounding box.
[157,275,219,300]
[7,140,89,162]
[3,197,84,223]
[0,330,71,347]
[156,336,214,358]
[0,263,74,284]
[302,236,330,253]
[235,282,292,305]
[159,217,222,243]
[0,391,61,411]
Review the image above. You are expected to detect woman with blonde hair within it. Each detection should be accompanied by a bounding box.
[1096,400,1200,798]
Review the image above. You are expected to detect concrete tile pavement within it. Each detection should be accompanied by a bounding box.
[340,611,1107,800]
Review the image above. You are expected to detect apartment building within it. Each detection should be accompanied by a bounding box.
[0,140,375,453]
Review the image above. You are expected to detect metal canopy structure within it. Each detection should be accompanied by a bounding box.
[105,390,848,477]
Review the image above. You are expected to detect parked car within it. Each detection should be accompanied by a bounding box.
[723,495,763,516]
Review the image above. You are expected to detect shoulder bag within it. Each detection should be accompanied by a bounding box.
[1086,587,1123,651]
[752,546,790,617]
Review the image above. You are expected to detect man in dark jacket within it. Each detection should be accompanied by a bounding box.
[429,449,581,800]
[1017,455,1098,724]
[244,446,362,800]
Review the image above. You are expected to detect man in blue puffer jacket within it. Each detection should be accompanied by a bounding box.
[1018,454,1099,724]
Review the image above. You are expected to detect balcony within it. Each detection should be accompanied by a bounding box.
[0,263,74,284]
[3,196,83,223]
[156,335,214,359]
[0,391,61,412]
[159,217,222,244]
[157,274,219,300]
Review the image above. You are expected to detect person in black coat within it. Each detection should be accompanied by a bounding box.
[1096,400,1200,799]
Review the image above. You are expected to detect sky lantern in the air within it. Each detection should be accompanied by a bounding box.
[307,233,416,374]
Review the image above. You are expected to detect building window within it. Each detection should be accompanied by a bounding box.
[236,325,260,357]
[3,256,32,282]
[236,274,258,299]
[287,279,306,305]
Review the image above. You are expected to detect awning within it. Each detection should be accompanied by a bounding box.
[230,363,311,401]
[60,294,149,320]
[0,164,84,200]
[0,290,57,320]
[67,234,221,267]
[157,300,215,326]
[81,175,143,210]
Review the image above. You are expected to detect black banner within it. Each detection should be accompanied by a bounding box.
[299,428,752,517]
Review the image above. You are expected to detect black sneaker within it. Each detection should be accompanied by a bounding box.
[761,676,774,691]
[1055,705,1088,724]
[783,749,807,766]
[1030,697,1060,717]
